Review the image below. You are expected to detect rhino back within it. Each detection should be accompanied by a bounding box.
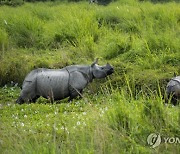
[36,69,69,99]
[22,69,40,90]
[167,76,180,96]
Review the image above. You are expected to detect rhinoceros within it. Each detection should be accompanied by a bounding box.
[166,76,180,105]
[16,59,114,104]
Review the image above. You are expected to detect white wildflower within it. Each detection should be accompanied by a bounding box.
[21,123,24,127]
[82,112,87,115]
[66,104,70,107]
[61,126,65,130]
[55,127,58,131]
[24,115,27,118]
[77,121,81,126]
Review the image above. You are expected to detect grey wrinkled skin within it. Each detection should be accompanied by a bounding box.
[166,76,180,105]
[16,59,114,104]
[89,0,98,4]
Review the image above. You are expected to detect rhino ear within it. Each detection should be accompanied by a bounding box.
[91,58,99,67]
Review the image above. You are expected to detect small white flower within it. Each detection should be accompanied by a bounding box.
[54,111,57,115]
[76,101,80,105]
[55,127,58,131]
[24,115,27,118]
[82,112,87,115]
[66,104,70,107]
[61,126,65,130]
[77,121,81,126]
[21,123,24,127]
[21,109,24,112]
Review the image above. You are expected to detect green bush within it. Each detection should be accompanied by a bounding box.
[4,14,43,48]
[0,0,24,6]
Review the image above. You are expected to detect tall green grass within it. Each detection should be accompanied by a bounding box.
[0,1,179,87]
[0,83,179,153]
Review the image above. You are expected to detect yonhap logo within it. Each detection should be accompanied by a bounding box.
[147,133,161,148]
[147,133,180,148]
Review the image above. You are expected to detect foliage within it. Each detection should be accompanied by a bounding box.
[0,1,179,87]
[0,84,179,153]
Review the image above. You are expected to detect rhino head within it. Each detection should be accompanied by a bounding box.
[91,59,114,79]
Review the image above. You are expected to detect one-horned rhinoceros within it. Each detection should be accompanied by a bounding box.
[166,76,180,105]
[16,59,114,104]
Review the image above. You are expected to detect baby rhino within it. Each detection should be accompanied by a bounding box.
[166,76,180,105]
[16,59,114,104]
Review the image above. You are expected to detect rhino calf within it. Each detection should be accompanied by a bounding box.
[16,59,114,104]
[166,76,180,105]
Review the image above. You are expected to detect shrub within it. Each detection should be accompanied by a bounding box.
[5,14,44,48]
[0,0,24,6]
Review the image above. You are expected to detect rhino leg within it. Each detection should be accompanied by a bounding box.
[31,95,40,103]
[68,88,83,102]
[68,71,88,101]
